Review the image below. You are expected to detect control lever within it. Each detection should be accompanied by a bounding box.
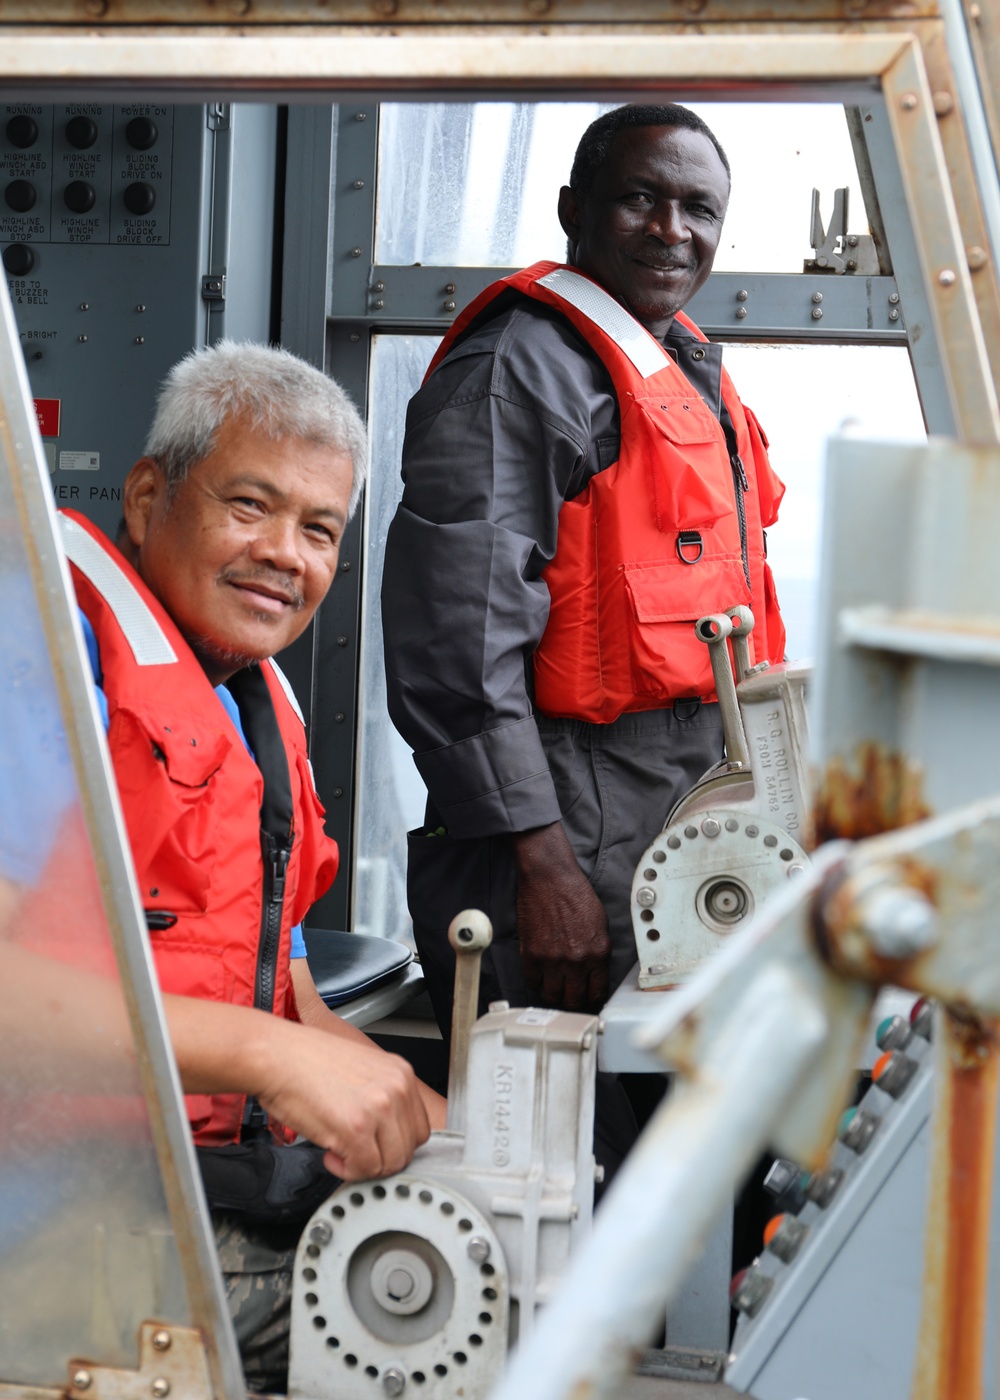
[446,909,493,1134]
[695,612,751,770]
[726,605,755,684]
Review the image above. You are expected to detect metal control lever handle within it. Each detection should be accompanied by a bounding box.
[695,613,751,771]
[726,605,756,684]
[446,909,493,1134]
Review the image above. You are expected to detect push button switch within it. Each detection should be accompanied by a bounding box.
[123,181,156,215]
[64,180,96,212]
[6,115,38,149]
[5,179,36,212]
[3,243,35,275]
[126,117,158,150]
[65,116,98,150]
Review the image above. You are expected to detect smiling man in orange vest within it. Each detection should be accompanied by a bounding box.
[55,341,444,1390]
[382,106,786,1101]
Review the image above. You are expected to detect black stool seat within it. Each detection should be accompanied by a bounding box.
[304,928,413,1008]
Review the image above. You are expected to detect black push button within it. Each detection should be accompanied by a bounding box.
[6,115,38,149]
[3,243,35,275]
[5,179,36,212]
[66,116,99,150]
[64,180,96,212]
[125,117,158,150]
[123,181,156,214]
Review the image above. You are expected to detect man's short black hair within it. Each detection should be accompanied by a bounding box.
[569,104,731,196]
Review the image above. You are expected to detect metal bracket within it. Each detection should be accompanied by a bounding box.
[206,102,230,132]
[806,187,879,275]
[201,272,226,303]
[66,1323,214,1400]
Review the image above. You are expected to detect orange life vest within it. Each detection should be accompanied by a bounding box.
[427,261,787,723]
[59,510,339,1145]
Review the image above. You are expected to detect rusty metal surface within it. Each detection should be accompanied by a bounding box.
[919,19,1000,399]
[881,35,1000,441]
[814,742,931,846]
[912,1010,1000,1400]
[0,1388,63,1399]
[65,1323,216,1400]
[0,1,949,27]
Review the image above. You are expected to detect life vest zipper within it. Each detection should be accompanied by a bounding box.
[255,833,291,1015]
[731,451,751,591]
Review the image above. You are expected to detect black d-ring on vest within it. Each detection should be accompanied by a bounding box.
[676,530,704,564]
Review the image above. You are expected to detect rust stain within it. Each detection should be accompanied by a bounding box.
[914,1010,1000,1400]
[813,855,940,990]
[812,742,931,848]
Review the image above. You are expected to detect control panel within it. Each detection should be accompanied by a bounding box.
[0,101,276,538]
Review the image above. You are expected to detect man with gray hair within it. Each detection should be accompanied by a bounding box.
[57,340,444,1390]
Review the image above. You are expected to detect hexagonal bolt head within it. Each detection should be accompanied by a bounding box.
[309,1219,333,1247]
[383,1367,406,1395]
[858,886,938,959]
[467,1236,491,1263]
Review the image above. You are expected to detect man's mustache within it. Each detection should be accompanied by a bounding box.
[218,567,305,610]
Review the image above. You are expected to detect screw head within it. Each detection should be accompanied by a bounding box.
[900,92,919,111]
[135,336,145,344]
[847,234,859,247]
[736,288,748,301]
[702,817,721,837]
[467,1236,491,1263]
[735,306,748,319]
[383,1368,406,1396]
[152,1329,171,1351]
[811,307,824,320]
[444,283,457,294]
[444,300,456,312]
[73,1371,93,1392]
[967,245,988,271]
[373,281,385,293]
[151,1380,170,1399]
[79,301,89,310]
[373,299,384,310]
[353,179,365,189]
[938,268,957,286]
[812,291,824,304]
[858,884,937,959]
[636,886,656,908]
[356,111,368,121]
[309,1219,333,1246]
[350,332,360,342]
[933,90,955,116]
[136,303,146,312]
[889,308,900,321]
[350,247,362,257]
[889,292,900,304]
[78,333,88,342]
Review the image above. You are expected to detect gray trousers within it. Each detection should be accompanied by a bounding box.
[408,702,724,1044]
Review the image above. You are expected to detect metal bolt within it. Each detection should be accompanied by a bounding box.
[847,235,859,248]
[445,283,457,294]
[467,1236,491,1263]
[736,288,748,301]
[968,245,988,271]
[636,886,656,908]
[334,787,344,798]
[889,308,900,321]
[933,91,955,116]
[337,635,349,647]
[135,336,145,344]
[309,1219,333,1246]
[73,1371,93,1392]
[349,332,360,342]
[335,711,345,722]
[136,303,146,312]
[151,1380,170,1399]
[811,307,824,320]
[812,291,824,304]
[889,292,900,304]
[383,1369,406,1396]
[938,268,957,286]
[900,92,919,111]
[373,281,385,292]
[847,260,858,270]
[594,1163,605,1184]
[353,179,365,189]
[858,884,937,959]
[356,111,368,122]
[78,333,88,342]
[152,1329,172,1351]
[373,299,384,310]
[341,560,352,571]
[702,817,721,837]
[735,306,748,319]
[351,247,362,257]
[444,300,456,312]
[79,301,89,310]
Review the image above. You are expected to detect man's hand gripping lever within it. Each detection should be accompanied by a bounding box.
[447,909,492,1134]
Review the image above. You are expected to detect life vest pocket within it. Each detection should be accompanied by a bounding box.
[623,555,748,698]
[109,706,232,915]
[628,395,736,533]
